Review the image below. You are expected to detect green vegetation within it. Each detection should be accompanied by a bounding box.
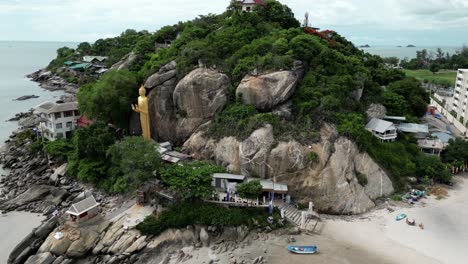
[67,122,117,185]
[442,138,468,167]
[105,137,161,193]
[77,70,138,129]
[160,161,226,201]
[137,202,282,236]
[356,172,368,186]
[43,139,74,162]
[237,180,263,199]
[382,78,429,117]
[401,47,468,72]
[307,152,319,163]
[403,69,456,87]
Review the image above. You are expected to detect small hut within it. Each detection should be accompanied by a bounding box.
[66,196,100,223]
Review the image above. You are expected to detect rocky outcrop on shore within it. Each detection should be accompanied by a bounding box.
[111,51,137,71]
[27,70,79,94]
[183,124,394,214]
[147,63,229,143]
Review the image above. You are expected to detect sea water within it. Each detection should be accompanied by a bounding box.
[0,41,75,263]
[362,46,460,60]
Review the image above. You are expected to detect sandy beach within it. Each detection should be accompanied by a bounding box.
[323,174,468,264]
[0,211,45,263]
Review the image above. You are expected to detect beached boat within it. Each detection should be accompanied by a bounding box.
[396,213,407,221]
[287,245,318,254]
[406,218,415,226]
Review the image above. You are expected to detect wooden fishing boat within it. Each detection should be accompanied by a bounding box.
[287,245,318,254]
[396,213,407,221]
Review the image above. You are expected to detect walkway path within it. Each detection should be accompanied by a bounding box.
[276,202,320,232]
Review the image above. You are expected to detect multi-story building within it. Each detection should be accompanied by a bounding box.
[34,101,80,141]
[449,69,468,124]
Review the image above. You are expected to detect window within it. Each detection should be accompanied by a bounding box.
[66,121,73,128]
[56,123,63,129]
[74,110,79,116]
[54,112,62,119]
[56,132,64,139]
[64,111,73,117]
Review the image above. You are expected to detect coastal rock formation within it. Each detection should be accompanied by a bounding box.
[147,65,229,143]
[24,252,56,264]
[236,70,302,111]
[183,124,394,214]
[111,51,137,70]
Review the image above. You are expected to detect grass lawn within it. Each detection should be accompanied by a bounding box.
[403,69,457,87]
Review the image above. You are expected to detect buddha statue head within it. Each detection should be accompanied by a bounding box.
[139,85,146,97]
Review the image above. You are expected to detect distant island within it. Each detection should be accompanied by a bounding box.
[407,44,416,47]
[360,44,371,48]
[397,45,402,48]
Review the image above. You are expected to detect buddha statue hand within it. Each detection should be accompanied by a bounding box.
[131,104,140,113]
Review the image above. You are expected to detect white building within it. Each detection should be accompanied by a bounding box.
[238,0,264,12]
[34,101,80,141]
[449,69,468,125]
[365,118,398,142]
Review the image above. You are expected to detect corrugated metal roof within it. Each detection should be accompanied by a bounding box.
[213,173,246,181]
[83,56,108,62]
[398,123,429,134]
[34,101,78,115]
[365,118,396,133]
[66,196,99,216]
[384,116,406,121]
[69,63,92,70]
[247,178,288,193]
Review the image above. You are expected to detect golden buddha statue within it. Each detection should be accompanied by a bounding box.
[131,85,151,140]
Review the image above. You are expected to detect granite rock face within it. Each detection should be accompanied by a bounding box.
[111,51,137,70]
[236,70,302,111]
[366,103,387,121]
[183,124,394,214]
[147,62,178,142]
[147,65,229,144]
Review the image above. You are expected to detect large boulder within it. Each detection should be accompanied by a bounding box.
[366,103,387,121]
[147,66,228,144]
[24,252,55,264]
[6,185,68,207]
[173,68,229,142]
[66,230,100,257]
[144,61,177,89]
[236,70,301,111]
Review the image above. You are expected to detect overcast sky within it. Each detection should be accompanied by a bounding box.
[1,0,467,46]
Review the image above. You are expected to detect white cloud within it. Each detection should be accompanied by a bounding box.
[0,0,467,45]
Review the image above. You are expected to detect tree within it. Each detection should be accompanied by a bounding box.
[415,155,451,183]
[255,0,300,29]
[160,162,226,201]
[67,121,117,182]
[106,137,162,193]
[237,180,263,199]
[442,138,468,164]
[77,70,138,129]
[43,139,74,162]
[384,78,429,117]
[430,63,440,74]
[77,42,92,55]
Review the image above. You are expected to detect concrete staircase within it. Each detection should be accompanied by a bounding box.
[277,202,320,232]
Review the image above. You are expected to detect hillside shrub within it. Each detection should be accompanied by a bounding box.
[137,203,282,236]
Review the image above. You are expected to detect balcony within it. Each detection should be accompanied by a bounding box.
[372,131,397,141]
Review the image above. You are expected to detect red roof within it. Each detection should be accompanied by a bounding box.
[77,115,95,128]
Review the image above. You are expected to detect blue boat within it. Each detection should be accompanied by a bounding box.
[287,245,318,254]
[396,213,407,221]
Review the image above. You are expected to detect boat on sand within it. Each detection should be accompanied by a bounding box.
[288,245,318,254]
